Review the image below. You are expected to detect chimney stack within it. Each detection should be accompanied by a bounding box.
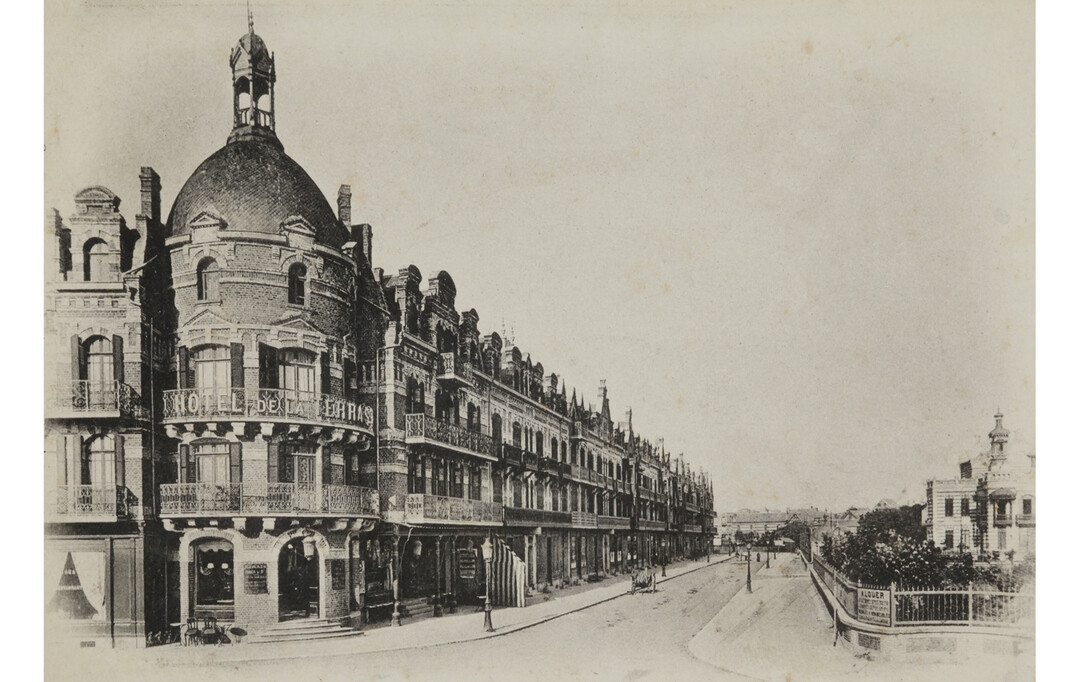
[337,184,352,226]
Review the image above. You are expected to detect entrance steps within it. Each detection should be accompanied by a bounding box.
[399,596,435,619]
[246,618,363,644]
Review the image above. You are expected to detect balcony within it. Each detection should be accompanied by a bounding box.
[48,485,132,522]
[540,457,560,476]
[522,451,539,470]
[570,464,589,482]
[571,511,597,528]
[1016,513,1035,526]
[437,352,473,387]
[558,462,571,477]
[163,388,374,432]
[993,513,1013,527]
[500,443,524,466]
[638,518,666,531]
[405,414,495,459]
[681,524,703,534]
[597,515,631,530]
[158,483,379,517]
[52,380,146,420]
[505,506,572,527]
[404,493,503,525]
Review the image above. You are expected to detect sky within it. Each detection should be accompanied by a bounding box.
[44,0,1034,512]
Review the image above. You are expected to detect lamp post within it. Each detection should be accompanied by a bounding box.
[745,545,752,593]
[766,542,771,569]
[481,535,494,632]
[661,538,667,577]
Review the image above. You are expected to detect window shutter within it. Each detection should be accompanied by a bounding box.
[230,343,245,388]
[230,442,242,483]
[179,444,191,484]
[267,442,279,483]
[177,346,191,389]
[259,343,279,389]
[114,434,125,487]
[112,334,125,384]
[320,352,331,394]
[71,335,85,381]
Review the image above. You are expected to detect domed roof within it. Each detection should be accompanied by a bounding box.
[166,137,347,248]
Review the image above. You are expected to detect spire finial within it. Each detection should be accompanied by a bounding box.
[247,0,254,34]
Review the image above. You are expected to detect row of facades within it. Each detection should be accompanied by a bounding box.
[44,24,717,647]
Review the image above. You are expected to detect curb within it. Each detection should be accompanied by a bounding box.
[164,556,736,666]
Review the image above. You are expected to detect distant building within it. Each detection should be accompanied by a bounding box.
[719,507,824,544]
[926,413,1034,559]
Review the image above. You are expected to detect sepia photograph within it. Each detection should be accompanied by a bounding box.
[39,0,1041,680]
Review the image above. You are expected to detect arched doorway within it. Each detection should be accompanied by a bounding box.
[279,537,320,620]
[191,539,235,621]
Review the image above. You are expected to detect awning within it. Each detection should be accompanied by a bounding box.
[988,487,1017,500]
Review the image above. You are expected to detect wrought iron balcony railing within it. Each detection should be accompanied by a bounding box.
[570,464,588,482]
[522,451,539,470]
[49,485,132,521]
[404,493,503,524]
[405,413,495,458]
[158,483,378,517]
[993,513,1014,527]
[162,388,374,430]
[55,380,145,419]
[540,457,560,475]
[638,518,666,531]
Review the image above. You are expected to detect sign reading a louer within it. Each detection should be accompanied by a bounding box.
[163,388,374,429]
[858,588,892,626]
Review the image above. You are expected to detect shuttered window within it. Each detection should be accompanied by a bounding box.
[193,346,231,392]
[194,441,230,484]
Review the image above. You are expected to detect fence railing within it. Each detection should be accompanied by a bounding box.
[810,553,1034,628]
[159,483,378,516]
[405,413,495,457]
[638,518,666,531]
[505,506,572,526]
[598,514,631,530]
[571,511,597,527]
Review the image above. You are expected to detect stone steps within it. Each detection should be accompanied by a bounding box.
[246,618,363,644]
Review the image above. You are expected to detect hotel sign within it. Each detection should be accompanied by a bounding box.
[163,388,374,429]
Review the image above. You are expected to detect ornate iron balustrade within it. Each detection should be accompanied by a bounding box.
[993,513,1013,527]
[159,483,378,516]
[60,380,145,419]
[522,451,539,470]
[162,388,374,430]
[50,485,130,519]
[570,464,588,482]
[437,352,473,384]
[558,462,571,477]
[571,511,597,527]
[404,493,503,524]
[540,457,560,475]
[597,515,631,530]
[405,413,495,457]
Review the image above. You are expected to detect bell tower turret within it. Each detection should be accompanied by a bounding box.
[228,8,278,145]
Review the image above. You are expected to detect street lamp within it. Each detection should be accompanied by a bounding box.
[661,538,667,577]
[480,535,494,632]
[745,544,752,593]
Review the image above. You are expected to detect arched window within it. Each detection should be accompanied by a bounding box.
[288,263,307,305]
[81,435,114,486]
[193,345,231,392]
[83,239,109,282]
[491,413,502,444]
[536,433,544,458]
[279,348,316,396]
[551,437,558,461]
[193,539,234,607]
[512,423,522,448]
[197,258,220,301]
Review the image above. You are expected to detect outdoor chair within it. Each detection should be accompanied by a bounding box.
[201,615,224,645]
[182,617,202,646]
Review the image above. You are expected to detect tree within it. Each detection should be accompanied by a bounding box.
[856,505,925,544]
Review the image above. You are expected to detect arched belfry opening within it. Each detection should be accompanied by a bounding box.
[229,11,276,141]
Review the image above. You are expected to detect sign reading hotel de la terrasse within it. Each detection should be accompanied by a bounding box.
[163,388,375,430]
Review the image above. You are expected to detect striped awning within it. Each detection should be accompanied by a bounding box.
[988,487,1017,500]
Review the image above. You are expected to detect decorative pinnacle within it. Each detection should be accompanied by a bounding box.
[247,0,254,34]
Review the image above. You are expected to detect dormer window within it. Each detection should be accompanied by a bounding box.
[288,263,307,305]
[197,258,220,301]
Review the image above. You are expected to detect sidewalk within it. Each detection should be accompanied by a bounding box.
[138,554,735,666]
[687,553,1035,682]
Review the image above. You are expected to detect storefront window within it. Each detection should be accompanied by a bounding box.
[195,541,234,606]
